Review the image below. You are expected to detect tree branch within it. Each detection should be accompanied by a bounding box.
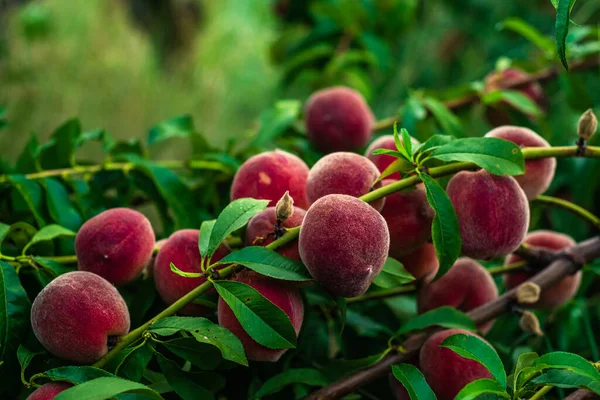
[304,236,600,400]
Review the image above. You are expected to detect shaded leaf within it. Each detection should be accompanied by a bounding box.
[396,306,477,335]
[391,364,436,400]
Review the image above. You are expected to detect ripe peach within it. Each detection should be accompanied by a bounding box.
[26,382,73,400]
[447,170,529,260]
[417,258,498,333]
[299,194,390,297]
[75,208,155,286]
[31,271,130,364]
[398,243,439,283]
[230,150,310,209]
[365,135,419,179]
[504,230,580,309]
[217,270,304,362]
[484,68,545,126]
[381,180,434,258]
[420,329,493,400]
[154,229,230,316]
[304,86,375,153]
[245,206,306,261]
[485,125,556,200]
[306,152,384,211]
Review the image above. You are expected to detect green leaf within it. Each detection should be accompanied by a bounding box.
[534,352,600,379]
[0,223,10,255]
[255,368,329,398]
[371,149,407,158]
[429,137,525,176]
[148,115,195,146]
[213,280,297,350]
[17,345,44,382]
[7,175,46,226]
[391,364,436,400]
[40,178,82,231]
[75,129,115,153]
[441,333,507,389]
[22,224,75,255]
[372,257,415,289]
[157,355,215,400]
[393,122,412,162]
[16,135,41,174]
[32,256,73,277]
[39,119,81,169]
[215,246,311,281]
[513,352,539,394]
[105,341,154,382]
[376,157,415,183]
[54,376,164,400]
[454,378,511,400]
[0,261,31,364]
[499,18,555,58]
[499,90,543,117]
[396,306,476,335]
[207,198,269,259]
[555,0,573,70]
[198,220,216,259]
[423,97,464,136]
[170,262,203,278]
[0,107,6,130]
[530,369,600,394]
[401,129,414,159]
[418,173,461,280]
[346,309,393,337]
[414,134,454,159]
[161,337,222,370]
[40,366,114,384]
[149,316,248,366]
[253,100,302,145]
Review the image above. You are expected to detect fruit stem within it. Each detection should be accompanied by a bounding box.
[529,385,553,400]
[533,195,600,230]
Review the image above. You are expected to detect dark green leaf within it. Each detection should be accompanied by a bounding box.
[255,368,329,398]
[454,378,511,400]
[396,306,476,335]
[40,178,82,230]
[534,352,600,379]
[105,341,154,382]
[530,369,600,394]
[7,175,46,226]
[346,309,393,337]
[161,337,222,370]
[17,345,44,381]
[198,220,216,259]
[16,135,41,174]
[391,364,436,400]
[38,366,114,384]
[213,280,297,349]
[429,137,525,176]
[32,256,73,277]
[22,224,75,255]
[423,97,464,136]
[215,246,311,281]
[75,129,115,153]
[376,158,415,182]
[54,377,164,400]
[157,355,215,400]
[418,173,461,280]
[499,18,555,57]
[499,90,543,117]
[0,261,31,364]
[148,115,195,146]
[372,257,415,289]
[149,316,248,366]
[555,0,573,70]
[39,119,81,169]
[253,100,302,145]
[0,223,10,254]
[441,333,506,389]
[207,198,269,259]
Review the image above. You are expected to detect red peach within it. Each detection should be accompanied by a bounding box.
[398,243,439,283]
[26,382,73,400]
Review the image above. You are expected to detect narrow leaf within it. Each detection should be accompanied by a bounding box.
[423,97,464,136]
[22,225,75,255]
[198,220,216,259]
[555,0,572,70]
[255,368,329,398]
[372,257,415,289]
[454,378,511,400]
[391,364,436,400]
[396,306,477,335]
[54,377,164,400]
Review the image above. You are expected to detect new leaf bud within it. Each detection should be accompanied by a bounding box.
[276,191,294,222]
[578,109,598,141]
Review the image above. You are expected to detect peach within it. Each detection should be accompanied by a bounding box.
[75,208,155,286]
[381,180,434,258]
[417,258,498,333]
[389,373,410,400]
[306,152,384,211]
[446,170,529,260]
[365,135,419,179]
[26,382,73,400]
[143,238,167,278]
[304,86,375,153]
[398,243,439,283]
[299,194,390,297]
[484,68,545,126]
[420,329,493,400]
[217,270,304,362]
[245,206,306,261]
[154,229,230,316]
[230,150,310,209]
[504,230,580,309]
[485,126,556,200]
[31,271,130,364]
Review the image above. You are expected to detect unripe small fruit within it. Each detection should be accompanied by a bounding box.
[154,229,230,316]
[218,270,304,362]
[504,230,580,309]
[31,271,130,364]
[484,126,556,200]
[365,135,419,179]
[75,208,156,286]
[420,329,493,400]
[306,152,384,211]
[246,206,306,261]
[299,194,390,297]
[447,170,529,260]
[304,86,375,153]
[230,150,310,209]
[381,180,434,258]
[417,258,498,333]
[26,382,73,400]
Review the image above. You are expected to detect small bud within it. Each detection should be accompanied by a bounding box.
[519,310,543,336]
[578,109,598,140]
[276,191,294,222]
[516,282,541,304]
